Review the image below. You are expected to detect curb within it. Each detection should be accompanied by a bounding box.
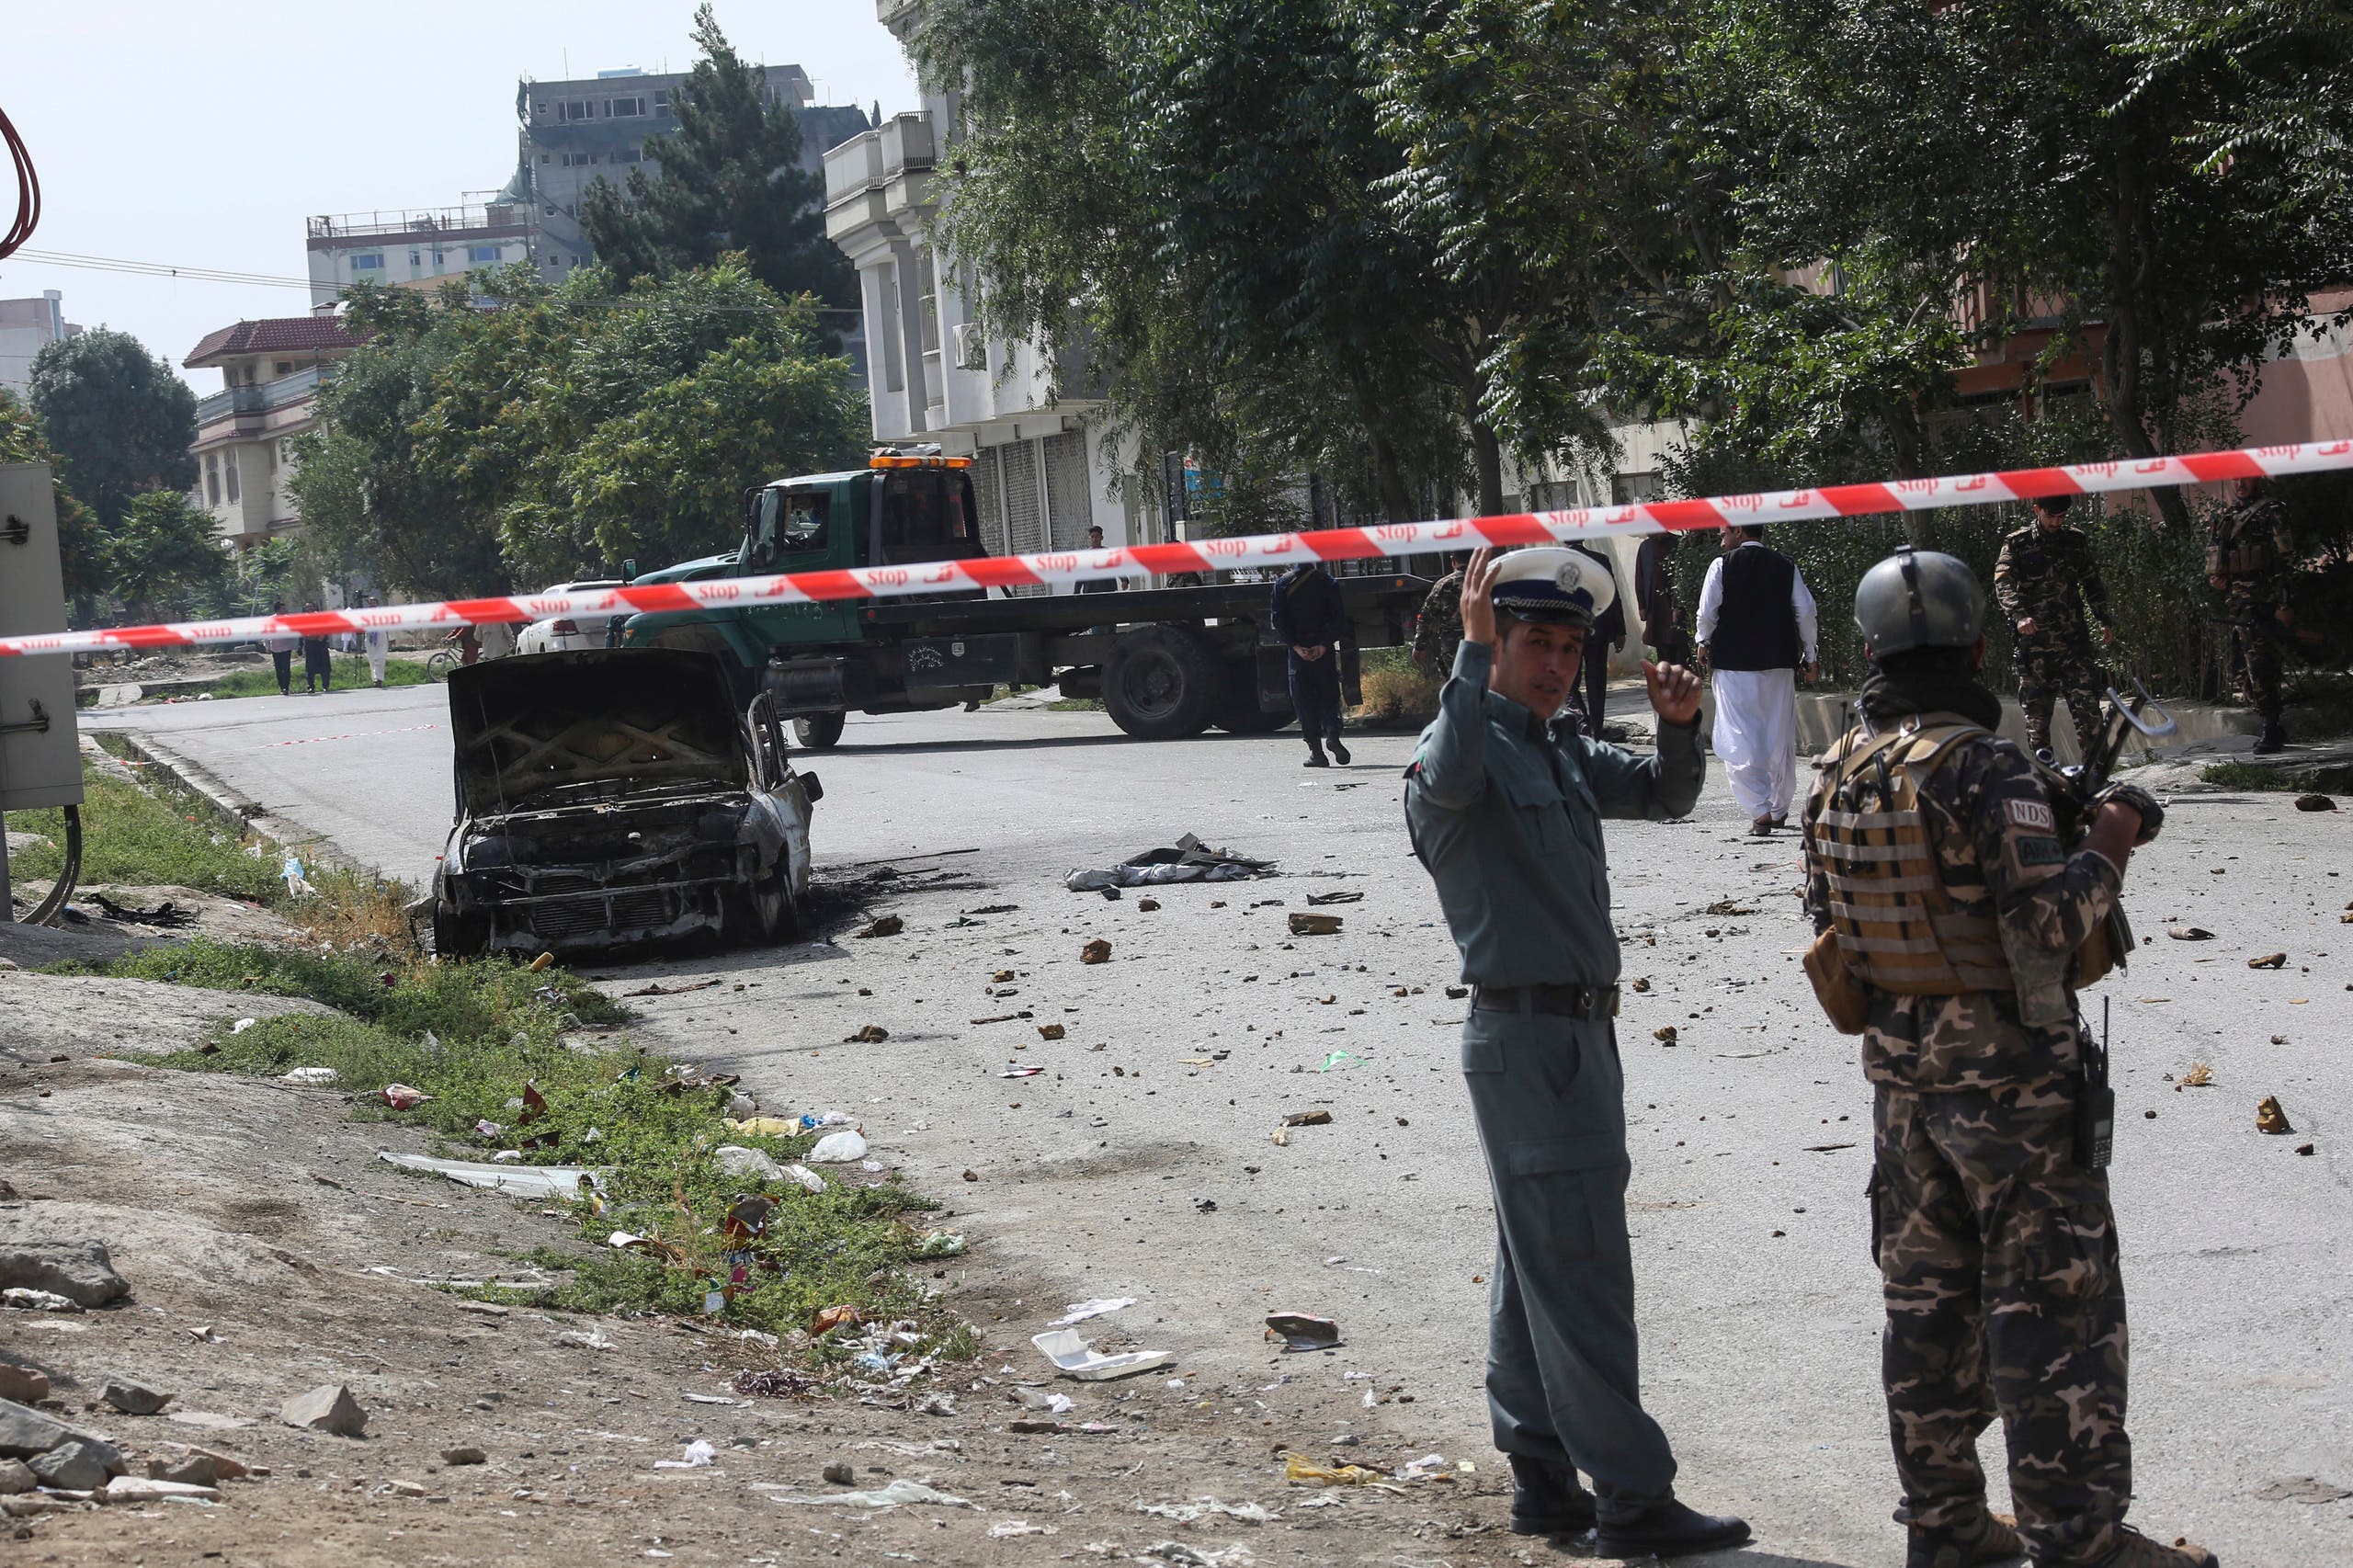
[105,731,370,880]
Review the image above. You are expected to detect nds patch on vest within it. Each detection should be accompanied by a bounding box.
[2005,798,2056,832]
[2015,835,2066,867]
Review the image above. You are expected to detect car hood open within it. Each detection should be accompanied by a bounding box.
[445,649,747,817]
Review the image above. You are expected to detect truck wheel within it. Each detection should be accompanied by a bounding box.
[1105,625,1221,740]
[794,711,846,750]
[1212,662,1291,733]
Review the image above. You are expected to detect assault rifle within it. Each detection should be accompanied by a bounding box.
[2037,678,2177,1170]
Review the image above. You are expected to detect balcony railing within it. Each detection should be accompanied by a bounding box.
[195,364,331,425]
[823,112,936,207]
[308,200,523,241]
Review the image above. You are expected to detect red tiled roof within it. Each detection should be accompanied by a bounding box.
[184,316,370,368]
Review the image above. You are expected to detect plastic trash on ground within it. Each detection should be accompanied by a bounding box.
[1032,1327,1174,1381]
[767,1477,975,1509]
[280,1066,340,1085]
[1049,1296,1136,1326]
[378,1151,605,1200]
[381,1083,434,1110]
[809,1130,869,1164]
[726,1117,795,1137]
[653,1438,717,1470]
[1284,1454,1391,1488]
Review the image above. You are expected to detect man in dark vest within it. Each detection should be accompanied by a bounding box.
[1696,523,1817,834]
[1270,561,1351,767]
[1568,541,1628,739]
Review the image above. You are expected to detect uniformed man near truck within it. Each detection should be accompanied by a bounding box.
[1405,546,1748,1557]
[1800,547,2212,1568]
[2206,474,2300,755]
[1993,494,2116,758]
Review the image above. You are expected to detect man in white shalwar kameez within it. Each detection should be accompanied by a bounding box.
[1695,524,1817,835]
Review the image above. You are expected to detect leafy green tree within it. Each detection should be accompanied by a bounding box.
[580,5,852,307]
[26,327,198,532]
[0,388,106,608]
[292,261,863,595]
[101,491,231,622]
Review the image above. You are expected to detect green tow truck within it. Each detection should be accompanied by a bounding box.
[622,450,1429,748]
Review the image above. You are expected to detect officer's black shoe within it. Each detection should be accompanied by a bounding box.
[1303,750,1330,767]
[1506,1456,1596,1536]
[1906,1511,2023,1568]
[2252,719,2288,755]
[1593,1496,1752,1558]
[1330,738,1352,766]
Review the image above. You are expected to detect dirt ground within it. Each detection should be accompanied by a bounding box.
[0,937,1559,1568]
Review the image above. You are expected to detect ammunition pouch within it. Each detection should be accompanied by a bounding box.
[1804,928,1870,1035]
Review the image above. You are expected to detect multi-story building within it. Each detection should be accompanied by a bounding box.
[182,314,368,550]
[504,63,870,284]
[305,200,538,309]
[823,26,1150,585]
[0,290,79,400]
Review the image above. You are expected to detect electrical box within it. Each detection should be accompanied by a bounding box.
[0,462,85,812]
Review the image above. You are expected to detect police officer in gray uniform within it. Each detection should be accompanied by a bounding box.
[1407,546,1749,1556]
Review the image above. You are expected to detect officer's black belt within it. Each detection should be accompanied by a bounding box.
[1471,983,1620,1019]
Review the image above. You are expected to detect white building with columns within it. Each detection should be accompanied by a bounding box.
[821,6,1154,585]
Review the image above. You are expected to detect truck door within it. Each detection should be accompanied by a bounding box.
[739,483,862,650]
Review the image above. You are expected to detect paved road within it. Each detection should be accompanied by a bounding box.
[94,684,2353,1566]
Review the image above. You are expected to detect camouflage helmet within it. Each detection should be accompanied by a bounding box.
[1854,546,1983,658]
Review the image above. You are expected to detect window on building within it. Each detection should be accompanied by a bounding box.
[616,148,642,164]
[1610,472,1662,506]
[917,250,941,358]
[654,89,672,117]
[608,96,644,117]
[278,438,292,467]
[559,99,593,121]
[267,441,278,473]
[224,451,240,504]
[410,250,422,267]
[540,153,551,165]
[275,360,293,377]
[470,244,501,263]
[205,454,220,505]
[433,250,446,265]
[880,265,905,393]
[352,254,383,271]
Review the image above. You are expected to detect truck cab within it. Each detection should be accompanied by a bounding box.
[625,449,996,743]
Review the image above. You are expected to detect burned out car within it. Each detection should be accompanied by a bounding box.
[427,648,820,957]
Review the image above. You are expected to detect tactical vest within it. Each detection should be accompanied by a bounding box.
[2205,509,2278,577]
[1812,720,2011,994]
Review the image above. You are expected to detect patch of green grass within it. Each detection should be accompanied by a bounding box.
[100,940,957,1354]
[2200,758,2353,793]
[1047,696,1106,711]
[193,653,437,699]
[6,762,278,902]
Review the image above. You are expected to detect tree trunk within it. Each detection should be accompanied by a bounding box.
[1367,431,1416,525]
[1469,421,1506,519]
[2101,148,2194,534]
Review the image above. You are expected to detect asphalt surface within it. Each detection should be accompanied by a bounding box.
[87,683,2353,1567]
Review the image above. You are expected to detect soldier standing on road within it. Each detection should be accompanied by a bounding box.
[1269,560,1351,767]
[1411,554,1468,676]
[1800,548,2211,1568]
[1994,494,2116,758]
[1405,547,1748,1558]
[2206,474,2300,754]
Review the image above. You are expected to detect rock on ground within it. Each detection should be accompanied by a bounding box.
[101,1375,171,1416]
[279,1385,366,1437]
[0,1238,131,1307]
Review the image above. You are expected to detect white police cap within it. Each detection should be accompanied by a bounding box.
[1490,546,1615,628]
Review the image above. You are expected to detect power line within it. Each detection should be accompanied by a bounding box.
[10,245,864,320]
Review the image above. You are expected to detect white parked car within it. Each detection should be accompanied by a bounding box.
[516,580,626,654]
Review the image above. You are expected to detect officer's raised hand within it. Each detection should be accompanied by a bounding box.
[1641,656,1701,726]
[1459,547,1503,646]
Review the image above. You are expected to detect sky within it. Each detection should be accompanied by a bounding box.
[1,2,920,391]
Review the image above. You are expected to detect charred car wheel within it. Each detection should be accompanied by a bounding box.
[431,902,489,959]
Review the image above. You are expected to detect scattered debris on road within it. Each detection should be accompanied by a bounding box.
[1066,833,1274,892]
[2247,951,2288,969]
[1031,1328,1173,1381]
[857,915,905,938]
[1082,938,1112,964]
[1265,1312,1341,1351]
[1289,913,1343,937]
[2256,1096,2294,1134]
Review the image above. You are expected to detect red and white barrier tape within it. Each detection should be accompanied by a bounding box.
[4,439,2346,660]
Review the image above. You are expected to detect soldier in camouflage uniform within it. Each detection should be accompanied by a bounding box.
[1801,549,2211,1568]
[1412,557,1468,676]
[2206,475,2300,754]
[1993,494,2115,758]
